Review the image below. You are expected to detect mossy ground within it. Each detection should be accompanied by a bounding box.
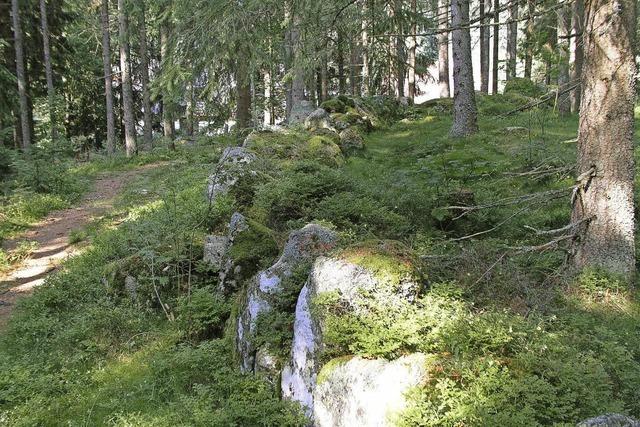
[1,97,639,425]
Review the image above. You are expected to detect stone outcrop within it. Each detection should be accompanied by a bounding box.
[313,354,428,427]
[338,128,364,152]
[236,224,338,373]
[577,415,640,427]
[304,109,335,132]
[206,146,257,203]
[281,243,422,419]
[289,100,315,125]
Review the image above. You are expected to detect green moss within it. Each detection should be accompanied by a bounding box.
[320,98,347,113]
[503,77,545,98]
[316,356,354,385]
[301,136,345,167]
[228,218,279,282]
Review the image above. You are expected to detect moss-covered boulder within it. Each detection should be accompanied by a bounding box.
[338,128,364,153]
[304,108,335,132]
[207,146,258,204]
[281,241,423,418]
[236,224,339,374]
[300,136,344,167]
[242,129,305,160]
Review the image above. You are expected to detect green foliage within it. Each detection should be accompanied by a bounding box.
[227,218,280,283]
[504,77,546,98]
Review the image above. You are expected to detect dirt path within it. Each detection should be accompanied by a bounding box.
[0,162,164,330]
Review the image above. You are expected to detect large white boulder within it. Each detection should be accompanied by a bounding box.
[313,354,428,427]
[206,146,257,203]
[577,415,640,427]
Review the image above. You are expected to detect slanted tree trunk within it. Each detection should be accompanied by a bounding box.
[407,0,417,102]
[479,0,490,93]
[139,6,152,149]
[40,0,56,140]
[571,0,636,281]
[557,3,571,115]
[117,0,137,157]
[438,0,451,97]
[524,0,534,79]
[100,0,115,155]
[11,0,31,150]
[450,0,478,137]
[570,0,584,113]
[160,23,175,147]
[506,0,518,80]
[491,0,499,94]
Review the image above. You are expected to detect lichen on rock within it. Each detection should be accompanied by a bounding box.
[206,146,258,204]
[577,414,640,427]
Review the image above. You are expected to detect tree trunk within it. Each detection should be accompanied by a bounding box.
[407,0,417,102]
[394,0,405,98]
[524,0,534,79]
[321,56,329,101]
[288,8,306,116]
[11,0,31,150]
[506,0,518,80]
[100,0,116,155]
[450,0,478,137]
[185,80,194,136]
[570,0,584,113]
[491,0,499,94]
[438,0,450,97]
[117,0,137,157]
[263,69,273,126]
[480,0,490,93]
[139,7,152,149]
[557,4,571,115]
[571,0,636,281]
[337,30,346,95]
[160,24,175,147]
[236,52,252,130]
[40,0,56,140]
[361,2,370,96]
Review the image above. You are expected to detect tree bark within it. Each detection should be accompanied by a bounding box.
[491,0,499,94]
[557,3,571,116]
[263,69,273,126]
[450,0,478,137]
[407,0,417,102]
[139,6,152,149]
[236,51,252,130]
[524,0,534,79]
[571,0,636,281]
[40,0,56,140]
[506,0,518,80]
[100,0,116,155]
[337,30,346,95]
[185,80,194,136]
[361,1,370,96]
[438,0,451,97]
[570,0,584,113]
[160,23,175,147]
[480,0,490,93]
[117,0,137,157]
[11,0,31,150]
[394,0,405,98]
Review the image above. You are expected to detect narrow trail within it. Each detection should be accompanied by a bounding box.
[0,162,164,330]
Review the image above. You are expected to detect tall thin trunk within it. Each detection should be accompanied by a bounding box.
[321,55,329,101]
[394,0,405,98]
[139,7,152,149]
[160,24,175,147]
[11,0,31,150]
[480,0,490,93]
[337,30,346,95]
[117,0,136,157]
[100,0,115,155]
[491,0,499,94]
[185,80,194,136]
[361,2,370,96]
[40,0,56,140]
[450,0,478,137]
[438,0,450,97]
[524,0,534,79]
[557,4,570,115]
[288,7,306,117]
[263,69,272,126]
[571,0,636,281]
[236,51,252,130]
[408,0,417,102]
[506,0,518,80]
[569,0,584,113]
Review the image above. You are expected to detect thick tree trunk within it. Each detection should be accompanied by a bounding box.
[524,0,534,79]
[408,0,417,102]
[557,4,571,115]
[479,0,490,93]
[289,9,306,116]
[11,0,31,150]
[570,0,584,113]
[139,7,152,149]
[160,24,175,146]
[40,0,56,140]
[491,0,499,94]
[571,0,636,281]
[450,0,478,137]
[438,0,451,97]
[100,0,116,155]
[117,0,137,157]
[506,0,518,80]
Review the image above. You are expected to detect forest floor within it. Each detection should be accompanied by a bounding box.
[0,162,167,330]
